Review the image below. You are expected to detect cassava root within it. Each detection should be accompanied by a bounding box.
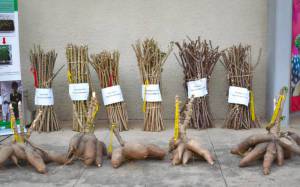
[66,132,107,167]
[169,96,214,166]
[65,90,107,167]
[0,139,67,174]
[231,87,300,175]
[110,125,166,168]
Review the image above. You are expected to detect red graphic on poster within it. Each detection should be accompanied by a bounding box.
[291,0,300,112]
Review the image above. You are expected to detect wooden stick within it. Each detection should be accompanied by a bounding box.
[90,50,129,131]
[30,45,60,132]
[175,38,220,129]
[221,44,260,129]
[133,38,172,132]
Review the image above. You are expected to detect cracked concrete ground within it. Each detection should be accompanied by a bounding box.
[0,120,300,187]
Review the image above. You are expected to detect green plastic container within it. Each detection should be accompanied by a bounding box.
[0,119,20,129]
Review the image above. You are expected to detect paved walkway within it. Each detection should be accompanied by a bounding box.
[0,120,300,187]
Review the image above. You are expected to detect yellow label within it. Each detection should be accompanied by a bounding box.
[174,98,180,141]
[10,116,19,142]
[67,70,72,83]
[270,95,283,124]
[92,104,99,119]
[142,79,149,113]
[250,91,256,121]
[108,124,116,154]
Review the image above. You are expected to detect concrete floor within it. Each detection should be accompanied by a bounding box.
[1,120,300,187]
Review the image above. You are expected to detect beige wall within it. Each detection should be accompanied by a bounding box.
[18,0,267,121]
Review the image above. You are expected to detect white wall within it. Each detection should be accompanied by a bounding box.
[18,0,268,122]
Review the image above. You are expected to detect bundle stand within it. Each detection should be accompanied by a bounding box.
[169,96,214,165]
[30,46,61,132]
[0,102,67,174]
[133,39,172,132]
[231,87,300,175]
[175,38,220,129]
[91,50,129,131]
[66,44,92,132]
[221,44,260,129]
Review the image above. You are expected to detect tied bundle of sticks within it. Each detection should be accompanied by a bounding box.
[221,44,260,129]
[66,44,93,132]
[231,87,300,175]
[175,37,221,129]
[0,102,67,174]
[133,38,172,132]
[90,50,129,131]
[30,46,62,132]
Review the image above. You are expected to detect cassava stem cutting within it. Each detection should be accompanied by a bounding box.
[133,38,172,131]
[221,44,260,129]
[66,44,93,132]
[175,37,221,129]
[30,45,62,132]
[91,50,129,131]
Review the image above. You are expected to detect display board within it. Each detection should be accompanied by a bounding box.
[0,0,23,135]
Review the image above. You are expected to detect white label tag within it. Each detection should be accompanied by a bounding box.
[69,83,89,101]
[101,85,124,106]
[228,86,249,106]
[142,84,162,102]
[187,78,208,98]
[35,88,54,106]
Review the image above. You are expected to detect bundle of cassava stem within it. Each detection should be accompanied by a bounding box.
[231,87,300,175]
[221,44,260,129]
[90,50,129,131]
[30,45,63,132]
[133,38,172,131]
[66,44,92,132]
[175,37,220,129]
[110,126,166,168]
[169,96,214,165]
[65,92,107,167]
[0,102,67,174]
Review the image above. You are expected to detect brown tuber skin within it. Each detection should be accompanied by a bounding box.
[111,142,166,168]
[66,132,107,167]
[263,142,276,175]
[0,140,67,174]
[231,87,300,175]
[169,96,215,166]
[109,123,166,168]
[0,102,67,174]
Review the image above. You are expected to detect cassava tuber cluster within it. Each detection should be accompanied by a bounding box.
[169,96,214,165]
[0,140,67,174]
[66,132,107,167]
[65,92,107,167]
[110,126,166,168]
[0,102,66,174]
[231,87,300,175]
